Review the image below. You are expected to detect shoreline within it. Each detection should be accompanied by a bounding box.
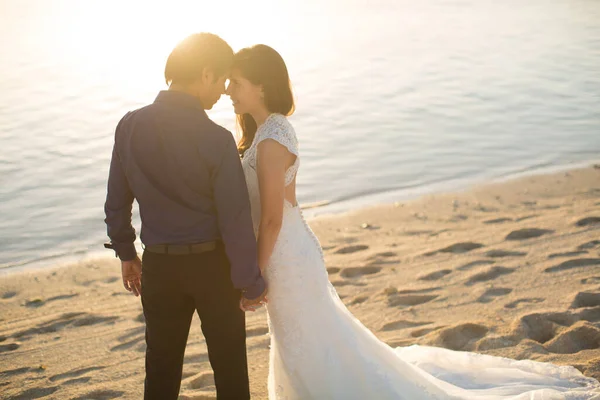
[2,159,599,277]
[1,164,599,399]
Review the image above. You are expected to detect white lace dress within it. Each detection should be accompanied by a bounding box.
[241,114,600,400]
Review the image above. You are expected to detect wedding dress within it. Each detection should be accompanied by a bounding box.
[241,113,600,400]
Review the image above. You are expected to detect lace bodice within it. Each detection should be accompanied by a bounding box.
[241,114,299,235]
[242,113,299,186]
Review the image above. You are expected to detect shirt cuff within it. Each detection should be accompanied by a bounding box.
[242,277,266,300]
[114,243,137,261]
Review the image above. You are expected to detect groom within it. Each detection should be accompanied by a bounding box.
[104,33,267,399]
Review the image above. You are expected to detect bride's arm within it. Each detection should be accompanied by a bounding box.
[256,139,288,270]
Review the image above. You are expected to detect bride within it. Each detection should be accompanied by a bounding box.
[226,44,600,399]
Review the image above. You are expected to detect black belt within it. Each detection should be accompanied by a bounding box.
[144,241,217,255]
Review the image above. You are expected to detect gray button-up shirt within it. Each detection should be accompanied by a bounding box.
[104,90,265,298]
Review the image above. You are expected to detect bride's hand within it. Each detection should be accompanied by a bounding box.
[239,291,268,312]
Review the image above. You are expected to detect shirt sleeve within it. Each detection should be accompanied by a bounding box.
[212,134,266,299]
[104,117,137,261]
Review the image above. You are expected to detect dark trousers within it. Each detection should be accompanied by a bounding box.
[141,246,250,400]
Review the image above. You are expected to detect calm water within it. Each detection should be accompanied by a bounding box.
[1,0,599,272]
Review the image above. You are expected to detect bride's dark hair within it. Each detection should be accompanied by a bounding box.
[233,45,295,156]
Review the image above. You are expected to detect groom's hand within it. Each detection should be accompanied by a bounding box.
[121,256,142,297]
[239,289,268,312]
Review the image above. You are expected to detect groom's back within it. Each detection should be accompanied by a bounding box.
[113,90,237,246]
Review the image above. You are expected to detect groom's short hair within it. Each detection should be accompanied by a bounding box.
[165,33,234,85]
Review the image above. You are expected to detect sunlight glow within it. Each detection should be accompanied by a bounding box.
[50,0,294,88]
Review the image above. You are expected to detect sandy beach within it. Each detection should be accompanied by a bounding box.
[1,165,599,400]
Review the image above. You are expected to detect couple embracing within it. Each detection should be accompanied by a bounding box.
[105,33,600,399]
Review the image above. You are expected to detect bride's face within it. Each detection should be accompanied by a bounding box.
[226,69,264,115]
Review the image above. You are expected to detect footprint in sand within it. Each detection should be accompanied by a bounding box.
[0,367,44,378]
[48,293,79,302]
[477,288,513,303]
[118,326,145,343]
[185,353,210,364]
[49,366,106,382]
[248,336,271,350]
[368,252,399,265]
[570,292,600,309]
[326,267,341,275]
[516,312,575,344]
[485,250,527,258]
[179,394,217,400]
[418,269,452,281]
[335,244,369,254]
[13,313,117,340]
[513,214,538,222]
[1,291,17,300]
[71,390,125,400]
[350,295,369,305]
[387,294,438,307]
[73,315,119,327]
[425,242,484,256]
[24,293,79,308]
[483,218,513,225]
[188,372,215,389]
[103,277,120,284]
[246,326,269,337]
[504,298,545,309]
[396,287,440,295]
[581,276,600,285]
[331,280,367,288]
[456,260,495,271]
[545,321,600,354]
[505,228,554,241]
[24,298,45,308]
[63,377,92,385]
[380,319,432,332]
[78,279,101,287]
[465,266,516,286]
[334,236,360,245]
[548,251,588,259]
[402,229,434,236]
[111,336,145,352]
[0,367,32,378]
[578,240,600,251]
[372,251,397,258]
[0,343,20,353]
[340,266,382,278]
[575,217,600,227]
[539,205,562,210]
[135,342,146,353]
[369,259,400,267]
[411,326,445,338]
[9,387,59,400]
[474,204,499,213]
[182,371,196,379]
[544,258,600,273]
[424,323,489,351]
[448,214,468,222]
[578,307,600,323]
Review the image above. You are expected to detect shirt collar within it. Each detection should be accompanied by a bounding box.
[154,90,207,115]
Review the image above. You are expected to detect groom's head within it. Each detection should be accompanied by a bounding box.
[165,33,233,110]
